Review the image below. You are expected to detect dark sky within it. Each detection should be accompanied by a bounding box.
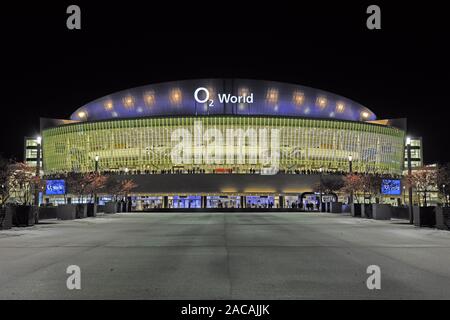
[1,1,449,163]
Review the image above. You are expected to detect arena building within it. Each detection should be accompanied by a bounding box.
[40,79,406,209]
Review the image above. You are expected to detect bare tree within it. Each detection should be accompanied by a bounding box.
[84,173,107,203]
[105,176,122,201]
[360,174,382,204]
[0,156,11,205]
[405,166,438,207]
[7,162,35,205]
[437,163,450,206]
[118,179,138,199]
[315,176,344,199]
[341,173,364,203]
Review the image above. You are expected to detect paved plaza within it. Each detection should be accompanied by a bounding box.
[1,212,450,299]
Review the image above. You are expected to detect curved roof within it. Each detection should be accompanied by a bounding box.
[70,79,376,122]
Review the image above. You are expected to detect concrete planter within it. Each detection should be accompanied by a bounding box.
[342,204,351,213]
[325,202,331,212]
[372,204,391,220]
[330,202,342,214]
[413,206,436,227]
[38,207,57,220]
[0,206,13,230]
[76,204,88,219]
[435,207,450,230]
[87,203,97,217]
[361,204,373,218]
[11,205,37,227]
[97,204,105,213]
[350,204,362,217]
[104,202,118,214]
[391,206,409,220]
[56,204,77,220]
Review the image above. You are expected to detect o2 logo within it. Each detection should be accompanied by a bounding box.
[194,87,254,108]
[194,87,215,107]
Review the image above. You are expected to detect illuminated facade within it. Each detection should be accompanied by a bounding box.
[40,79,406,207]
[43,116,404,175]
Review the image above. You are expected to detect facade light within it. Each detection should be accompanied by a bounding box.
[336,102,345,113]
[406,137,411,145]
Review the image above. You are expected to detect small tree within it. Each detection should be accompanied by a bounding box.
[315,176,344,201]
[66,172,108,203]
[105,176,122,201]
[360,174,382,204]
[84,173,107,203]
[118,179,138,199]
[0,156,11,205]
[341,173,364,203]
[437,163,450,206]
[405,166,438,207]
[105,176,138,201]
[7,162,35,205]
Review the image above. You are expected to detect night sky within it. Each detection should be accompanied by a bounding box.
[2,2,449,163]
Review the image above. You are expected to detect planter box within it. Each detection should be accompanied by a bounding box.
[320,202,326,212]
[330,202,343,214]
[361,204,373,218]
[342,204,351,213]
[350,204,362,217]
[87,203,97,217]
[372,204,391,220]
[56,204,77,220]
[38,207,57,220]
[325,202,331,212]
[104,202,118,214]
[11,205,37,227]
[97,204,105,213]
[391,206,409,220]
[413,206,436,227]
[0,206,13,230]
[435,207,450,230]
[76,204,88,219]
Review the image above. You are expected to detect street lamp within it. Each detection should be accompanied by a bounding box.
[443,184,447,207]
[348,155,353,205]
[319,167,323,211]
[95,155,99,173]
[94,155,99,205]
[34,136,42,206]
[406,137,413,224]
[403,185,406,205]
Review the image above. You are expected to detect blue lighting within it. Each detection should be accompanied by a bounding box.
[381,179,401,195]
[46,179,66,195]
[71,79,376,122]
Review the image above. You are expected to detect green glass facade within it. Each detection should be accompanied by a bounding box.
[42,116,405,175]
